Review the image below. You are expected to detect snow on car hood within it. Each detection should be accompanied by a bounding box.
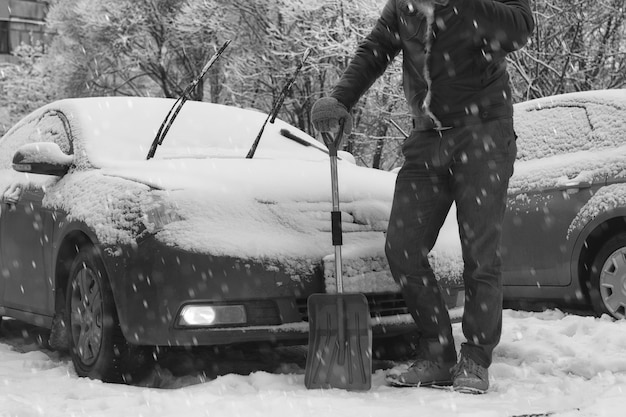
[129,157,461,292]
[99,157,394,254]
[102,157,391,206]
[46,157,461,293]
[81,157,395,292]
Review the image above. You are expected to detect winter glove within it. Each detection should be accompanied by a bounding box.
[311,97,353,135]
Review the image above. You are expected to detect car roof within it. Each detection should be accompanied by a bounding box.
[515,89,626,112]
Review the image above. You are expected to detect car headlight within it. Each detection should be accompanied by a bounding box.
[177,304,247,327]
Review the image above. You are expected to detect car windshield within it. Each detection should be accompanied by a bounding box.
[68,97,328,167]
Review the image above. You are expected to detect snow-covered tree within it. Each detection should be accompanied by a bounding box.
[508,0,626,100]
[0,43,56,135]
[44,0,230,101]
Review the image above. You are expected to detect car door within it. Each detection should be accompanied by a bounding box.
[0,189,54,315]
[501,182,603,287]
[0,111,72,316]
[501,104,605,287]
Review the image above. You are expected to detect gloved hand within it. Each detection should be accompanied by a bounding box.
[311,97,353,135]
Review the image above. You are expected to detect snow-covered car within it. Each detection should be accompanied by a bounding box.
[0,97,463,382]
[501,89,626,319]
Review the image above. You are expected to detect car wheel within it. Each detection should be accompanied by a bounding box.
[66,247,144,382]
[589,233,626,319]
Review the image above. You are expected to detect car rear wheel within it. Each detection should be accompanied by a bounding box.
[590,233,626,319]
[66,247,146,382]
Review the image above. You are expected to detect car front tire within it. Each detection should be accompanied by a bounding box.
[589,233,626,319]
[66,247,146,382]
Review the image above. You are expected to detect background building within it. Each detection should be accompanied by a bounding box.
[0,0,48,63]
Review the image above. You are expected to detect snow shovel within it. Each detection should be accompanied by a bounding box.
[304,127,372,391]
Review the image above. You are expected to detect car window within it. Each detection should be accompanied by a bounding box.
[584,102,626,148]
[514,106,592,161]
[0,110,72,170]
[514,99,626,162]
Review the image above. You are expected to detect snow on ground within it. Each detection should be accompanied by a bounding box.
[1,309,625,417]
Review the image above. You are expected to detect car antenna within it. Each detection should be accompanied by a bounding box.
[246,48,311,159]
[146,39,231,160]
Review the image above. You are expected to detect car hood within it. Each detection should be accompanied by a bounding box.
[100,157,393,204]
[40,158,462,293]
[96,158,394,259]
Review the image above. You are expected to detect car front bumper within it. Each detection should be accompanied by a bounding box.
[101,236,462,347]
[101,237,387,346]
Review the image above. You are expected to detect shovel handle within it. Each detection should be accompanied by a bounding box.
[321,128,344,294]
[321,123,345,156]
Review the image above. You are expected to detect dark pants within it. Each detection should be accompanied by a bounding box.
[385,118,517,368]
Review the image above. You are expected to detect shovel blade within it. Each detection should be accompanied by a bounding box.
[304,293,372,391]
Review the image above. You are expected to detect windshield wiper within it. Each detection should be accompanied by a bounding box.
[279,128,328,154]
[246,48,311,159]
[146,39,231,160]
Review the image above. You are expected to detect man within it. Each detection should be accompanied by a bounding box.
[311,0,534,393]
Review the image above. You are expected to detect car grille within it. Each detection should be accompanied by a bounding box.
[244,300,282,326]
[296,292,408,322]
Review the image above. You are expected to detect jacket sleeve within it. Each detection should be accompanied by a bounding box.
[468,0,535,52]
[331,0,402,110]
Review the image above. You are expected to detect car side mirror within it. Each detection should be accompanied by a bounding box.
[12,142,73,176]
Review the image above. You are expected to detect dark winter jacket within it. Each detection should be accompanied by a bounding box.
[331,0,535,129]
